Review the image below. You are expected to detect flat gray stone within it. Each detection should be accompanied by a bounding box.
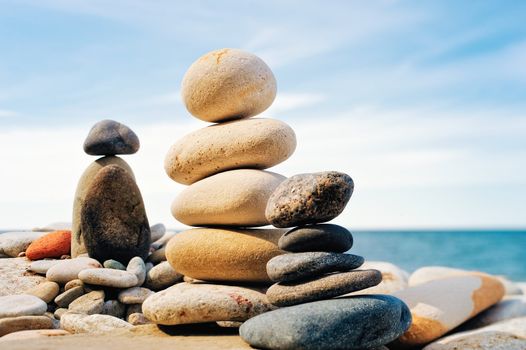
[278,224,353,253]
[55,286,85,308]
[240,295,412,350]
[0,295,47,318]
[267,269,382,307]
[267,252,364,282]
[83,119,140,156]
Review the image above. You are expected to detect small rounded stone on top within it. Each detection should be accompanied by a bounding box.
[265,171,354,228]
[279,224,353,253]
[83,119,140,156]
[181,48,277,123]
[0,295,48,318]
[266,252,364,283]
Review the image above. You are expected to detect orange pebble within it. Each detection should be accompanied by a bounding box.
[26,230,71,260]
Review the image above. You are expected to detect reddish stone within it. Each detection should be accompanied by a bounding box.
[26,230,71,260]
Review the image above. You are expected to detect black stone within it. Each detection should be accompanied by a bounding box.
[279,224,353,253]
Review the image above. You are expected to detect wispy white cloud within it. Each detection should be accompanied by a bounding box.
[0,110,17,118]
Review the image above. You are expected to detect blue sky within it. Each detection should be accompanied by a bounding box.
[1,1,525,229]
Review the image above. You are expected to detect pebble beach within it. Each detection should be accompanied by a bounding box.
[0,48,525,349]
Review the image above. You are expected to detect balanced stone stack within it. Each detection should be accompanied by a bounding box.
[239,172,412,349]
[72,120,151,264]
[143,49,297,325]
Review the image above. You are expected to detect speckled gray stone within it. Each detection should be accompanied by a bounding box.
[278,224,353,253]
[267,252,364,282]
[83,119,140,156]
[267,269,382,307]
[240,295,412,350]
[265,171,354,228]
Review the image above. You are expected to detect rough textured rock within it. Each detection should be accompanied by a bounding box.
[266,252,364,282]
[81,165,151,263]
[267,269,382,307]
[278,224,353,253]
[72,156,135,257]
[0,232,47,257]
[68,291,105,315]
[423,317,526,350]
[24,281,60,303]
[240,295,412,350]
[142,282,276,325]
[83,119,140,156]
[395,275,505,347]
[54,286,85,308]
[0,295,47,318]
[25,230,71,260]
[181,48,276,123]
[78,268,138,288]
[46,257,102,284]
[0,316,54,337]
[60,312,133,333]
[166,228,285,283]
[165,118,296,185]
[0,258,46,297]
[265,171,354,228]
[349,261,409,296]
[145,261,183,291]
[172,169,285,227]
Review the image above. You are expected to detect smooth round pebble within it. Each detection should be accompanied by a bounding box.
[267,269,382,307]
[78,268,138,288]
[142,282,276,325]
[172,169,285,227]
[103,259,126,270]
[0,316,54,337]
[83,119,140,156]
[118,287,154,304]
[28,259,61,275]
[55,286,85,308]
[126,257,146,286]
[181,48,276,123]
[53,308,68,320]
[279,224,353,253]
[0,295,47,318]
[150,223,166,242]
[165,118,296,185]
[46,257,102,284]
[267,252,364,282]
[145,261,183,291]
[240,295,412,350]
[68,290,105,315]
[24,281,60,304]
[265,171,354,228]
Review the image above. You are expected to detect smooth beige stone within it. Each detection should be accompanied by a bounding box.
[78,268,138,288]
[395,275,505,347]
[172,169,285,227]
[181,48,276,123]
[46,257,102,284]
[118,287,154,304]
[64,279,84,291]
[142,283,276,325]
[145,261,183,291]
[166,228,285,283]
[164,118,296,185]
[423,317,526,350]
[72,156,135,257]
[0,329,69,342]
[68,291,105,315]
[28,259,61,275]
[127,313,151,326]
[0,316,54,337]
[60,313,132,333]
[0,295,47,318]
[24,281,60,303]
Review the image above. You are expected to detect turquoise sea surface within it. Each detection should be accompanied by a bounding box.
[351,230,526,281]
[2,229,525,281]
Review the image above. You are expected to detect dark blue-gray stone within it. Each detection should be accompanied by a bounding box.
[84,119,140,156]
[279,224,353,253]
[239,295,412,350]
[266,252,364,282]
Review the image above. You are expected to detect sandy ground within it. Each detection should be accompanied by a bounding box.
[1,324,254,350]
